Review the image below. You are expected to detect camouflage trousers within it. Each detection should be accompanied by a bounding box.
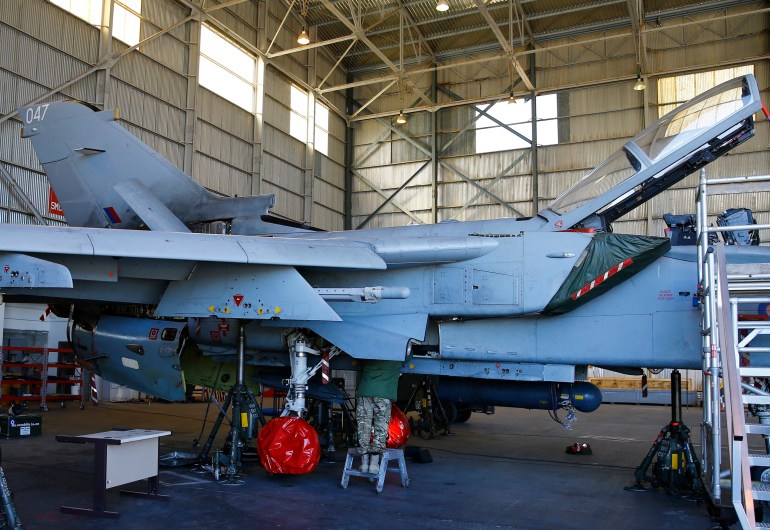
[356,396,392,454]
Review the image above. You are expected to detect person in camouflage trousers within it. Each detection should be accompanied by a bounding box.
[356,358,404,474]
[357,397,391,453]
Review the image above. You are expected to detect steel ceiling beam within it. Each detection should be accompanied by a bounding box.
[344,0,625,59]
[346,3,766,78]
[397,0,436,63]
[513,0,536,47]
[266,34,356,59]
[474,0,533,91]
[347,48,766,123]
[365,0,624,39]
[350,79,398,119]
[313,0,539,30]
[205,0,249,12]
[172,0,345,119]
[269,4,402,61]
[318,0,434,108]
[626,0,648,74]
[345,0,761,73]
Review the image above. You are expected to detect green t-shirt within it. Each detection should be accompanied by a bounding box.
[356,359,404,401]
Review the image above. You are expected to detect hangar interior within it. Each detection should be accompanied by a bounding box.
[1,0,767,232]
[0,0,768,528]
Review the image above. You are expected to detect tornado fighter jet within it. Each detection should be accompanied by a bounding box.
[0,75,767,422]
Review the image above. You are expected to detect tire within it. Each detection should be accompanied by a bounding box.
[454,408,472,423]
[440,400,457,424]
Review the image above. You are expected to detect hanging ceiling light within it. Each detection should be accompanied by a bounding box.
[633,71,646,91]
[508,92,516,104]
[297,27,310,45]
[396,110,407,124]
[436,0,449,12]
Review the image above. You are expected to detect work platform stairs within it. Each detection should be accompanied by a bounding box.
[698,169,770,529]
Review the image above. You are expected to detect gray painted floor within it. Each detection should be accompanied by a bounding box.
[0,401,718,529]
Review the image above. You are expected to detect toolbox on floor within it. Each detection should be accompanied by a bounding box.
[0,415,42,439]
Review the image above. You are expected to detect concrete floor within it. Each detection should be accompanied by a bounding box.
[0,400,719,529]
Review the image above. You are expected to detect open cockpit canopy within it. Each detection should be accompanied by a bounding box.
[544,75,762,231]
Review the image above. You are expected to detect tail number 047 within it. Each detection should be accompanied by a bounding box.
[24,104,49,124]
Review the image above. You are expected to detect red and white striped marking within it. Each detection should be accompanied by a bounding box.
[39,305,53,321]
[571,258,633,300]
[90,372,98,406]
[321,352,330,385]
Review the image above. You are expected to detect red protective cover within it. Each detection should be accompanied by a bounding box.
[386,405,410,449]
[257,417,321,475]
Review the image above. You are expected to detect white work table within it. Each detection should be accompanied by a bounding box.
[56,428,171,518]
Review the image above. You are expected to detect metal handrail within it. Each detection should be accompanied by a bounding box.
[706,175,770,185]
[707,224,770,233]
[696,164,770,530]
[715,243,754,528]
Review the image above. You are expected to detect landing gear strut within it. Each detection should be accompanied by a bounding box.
[626,369,703,497]
[254,331,339,475]
[282,331,341,417]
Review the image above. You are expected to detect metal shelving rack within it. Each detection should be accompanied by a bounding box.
[0,345,84,411]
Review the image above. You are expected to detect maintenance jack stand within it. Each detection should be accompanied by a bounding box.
[0,447,21,529]
[625,370,703,497]
[404,376,452,439]
[196,325,265,484]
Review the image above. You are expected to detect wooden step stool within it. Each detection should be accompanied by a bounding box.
[340,447,410,494]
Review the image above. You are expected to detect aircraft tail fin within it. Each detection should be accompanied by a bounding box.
[20,101,276,232]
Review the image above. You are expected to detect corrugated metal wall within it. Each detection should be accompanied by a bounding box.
[0,0,346,231]
[4,2,761,236]
[351,6,769,236]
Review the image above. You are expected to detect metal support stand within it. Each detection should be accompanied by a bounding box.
[403,376,451,439]
[196,325,265,485]
[312,400,337,462]
[625,370,703,496]
[0,448,22,529]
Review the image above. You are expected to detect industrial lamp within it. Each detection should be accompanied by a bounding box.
[297,27,310,45]
[396,110,407,124]
[436,0,449,12]
[633,71,646,91]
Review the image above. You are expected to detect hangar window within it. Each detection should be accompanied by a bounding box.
[50,0,141,46]
[113,0,141,46]
[475,93,558,154]
[657,65,754,117]
[199,25,256,113]
[315,102,329,156]
[290,85,309,143]
[50,0,100,24]
[290,86,329,155]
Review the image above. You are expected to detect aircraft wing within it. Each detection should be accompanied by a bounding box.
[0,224,391,321]
[0,224,386,268]
[0,224,496,322]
